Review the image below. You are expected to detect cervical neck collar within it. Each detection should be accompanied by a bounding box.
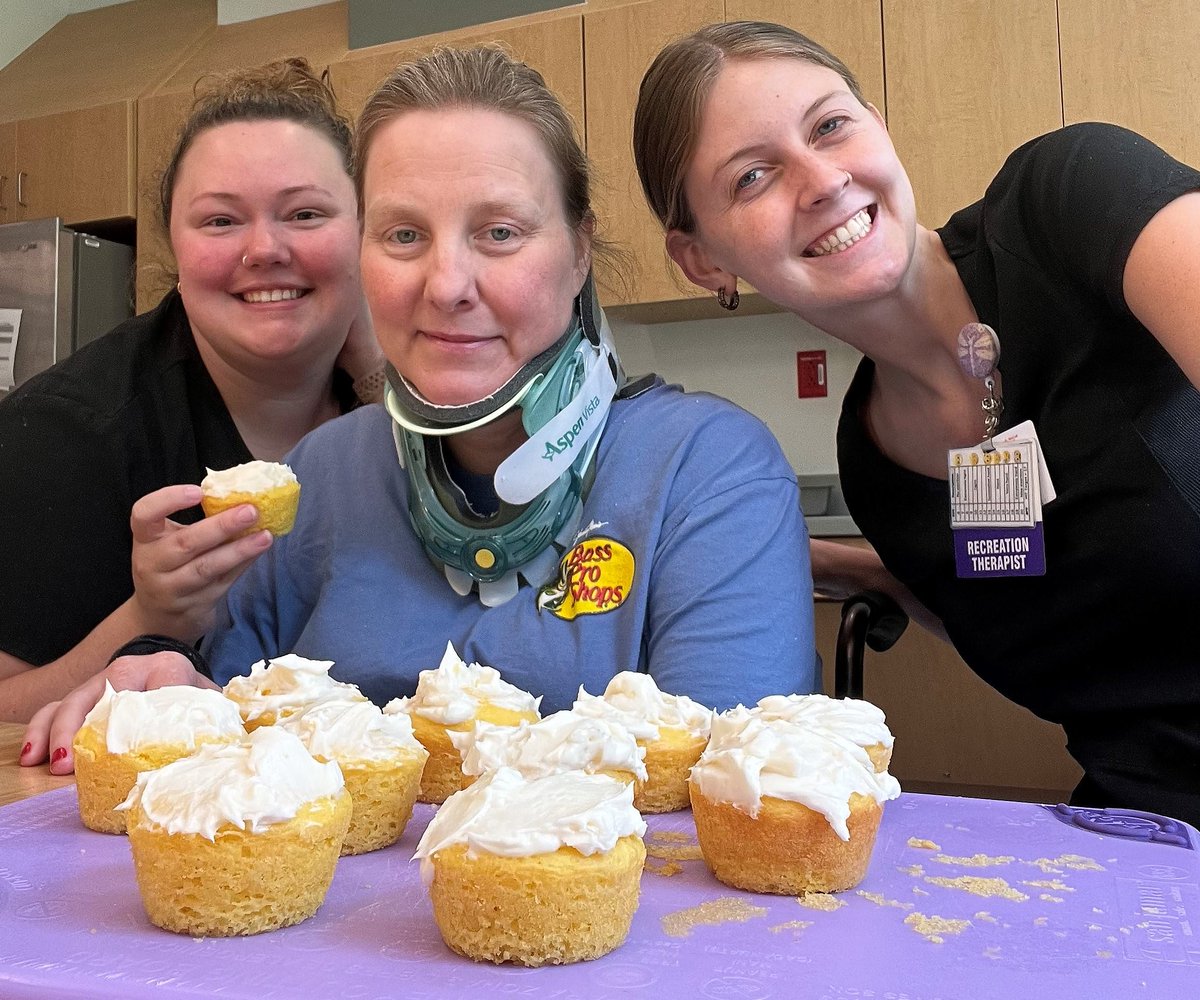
[384,273,623,607]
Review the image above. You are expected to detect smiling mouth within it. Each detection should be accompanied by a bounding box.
[241,288,308,303]
[803,208,874,257]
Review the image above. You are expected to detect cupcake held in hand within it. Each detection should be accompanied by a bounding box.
[200,460,300,536]
[120,726,351,937]
[73,682,245,834]
[414,767,646,966]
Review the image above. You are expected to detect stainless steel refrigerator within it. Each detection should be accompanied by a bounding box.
[0,217,134,398]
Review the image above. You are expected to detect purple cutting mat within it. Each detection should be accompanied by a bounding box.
[1,788,1196,999]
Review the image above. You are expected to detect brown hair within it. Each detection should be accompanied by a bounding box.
[634,21,866,235]
[159,57,352,230]
[354,45,618,272]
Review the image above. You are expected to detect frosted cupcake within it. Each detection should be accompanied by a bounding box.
[386,642,541,804]
[72,682,245,834]
[572,672,712,812]
[414,767,646,966]
[120,726,350,937]
[223,653,365,731]
[689,707,901,894]
[201,460,301,536]
[754,693,895,772]
[279,697,429,855]
[450,710,647,788]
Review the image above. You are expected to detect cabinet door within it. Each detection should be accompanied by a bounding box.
[0,122,14,222]
[584,0,723,307]
[134,91,194,313]
[1060,0,1200,167]
[728,0,884,116]
[14,100,136,226]
[882,0,1061,228]
[330,16,584,128]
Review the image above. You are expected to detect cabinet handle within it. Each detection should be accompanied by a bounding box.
[17,171,27,207]
[0,174,7,211]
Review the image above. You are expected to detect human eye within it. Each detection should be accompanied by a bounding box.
[389,228,420,246]
[815,115,849,138]
[488,226,514,243]
[735,167,764,191]
[292,208,323,222]
[203,216,235,228]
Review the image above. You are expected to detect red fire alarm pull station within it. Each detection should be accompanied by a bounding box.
[796,350,828,398]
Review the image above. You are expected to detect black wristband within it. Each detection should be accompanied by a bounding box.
[107,634,212,679]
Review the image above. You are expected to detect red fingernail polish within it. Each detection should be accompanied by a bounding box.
[51,747,68,764]
[20,742,32,757]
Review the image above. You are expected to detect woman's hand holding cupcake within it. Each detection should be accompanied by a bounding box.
[128,482,276,642]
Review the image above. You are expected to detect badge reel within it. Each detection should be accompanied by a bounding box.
[948,323,1054,579]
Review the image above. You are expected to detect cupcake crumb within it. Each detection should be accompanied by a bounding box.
[904,912,971,943]
[907,837,940,850]
[769,919,814,934]
[644,860,684,877]
[924,875,1029,901]
[856,890,913,910]
[661,898,768,938]
[934,853,1014,867]
[796,892,846,912]
[646,843,704,862]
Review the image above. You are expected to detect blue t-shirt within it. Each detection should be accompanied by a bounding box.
[206,381,817,712]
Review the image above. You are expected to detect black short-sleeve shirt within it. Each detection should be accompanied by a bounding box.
[837,123,1200,823]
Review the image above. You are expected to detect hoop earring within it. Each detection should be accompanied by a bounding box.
[717,286,740,311]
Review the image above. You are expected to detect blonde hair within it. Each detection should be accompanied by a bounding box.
[634,21,866,235]
[159,57,352,230]
[355,45,616,270]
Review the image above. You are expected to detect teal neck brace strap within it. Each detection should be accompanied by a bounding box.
[384,274,623,607]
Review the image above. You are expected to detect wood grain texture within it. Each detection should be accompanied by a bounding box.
[0,722,73,808]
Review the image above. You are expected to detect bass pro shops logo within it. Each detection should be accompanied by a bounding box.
[536,537,635,621]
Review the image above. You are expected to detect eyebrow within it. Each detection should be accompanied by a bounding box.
[191,184,337,201]
[712,89,851,178]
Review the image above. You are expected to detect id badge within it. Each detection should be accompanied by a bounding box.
[948,421,1053,578]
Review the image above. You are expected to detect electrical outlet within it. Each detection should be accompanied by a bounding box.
[796,350,827,398]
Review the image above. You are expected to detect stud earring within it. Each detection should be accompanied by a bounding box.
[717,286,740,311]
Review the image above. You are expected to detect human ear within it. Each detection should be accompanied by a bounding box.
[666,229,729,294]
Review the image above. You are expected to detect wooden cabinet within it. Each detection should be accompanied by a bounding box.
[728,0,885,116]
[329,16,583,124]
[814,598,1082,802]
[1059,0,1200,168]
[0,0,212,230]
[0,122,14,222]
[10,103,137,226]
[583,0,723,308]
[881,0,1062,228]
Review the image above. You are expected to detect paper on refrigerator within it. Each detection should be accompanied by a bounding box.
[0,308,22,390]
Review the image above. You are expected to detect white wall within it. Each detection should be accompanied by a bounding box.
[0,0,125,71]
[608,311,861,476]
[0,0,329,70]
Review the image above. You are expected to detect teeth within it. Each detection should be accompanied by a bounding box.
[242,288,302,303]
[806,209,872,257]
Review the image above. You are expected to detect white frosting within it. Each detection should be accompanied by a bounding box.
[690,708,901,841]
[754,693,895,750]
[396,642,541,725]
[201,460,297,497]
[450,710,648,781]
[81,681,244,754]
[118,726,344,840]
[223,653,364,723]
[279,697,426,763]
[413,766,645,883]
[571,671,712,741]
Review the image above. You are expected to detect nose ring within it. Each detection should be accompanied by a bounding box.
[242,254,249,266]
